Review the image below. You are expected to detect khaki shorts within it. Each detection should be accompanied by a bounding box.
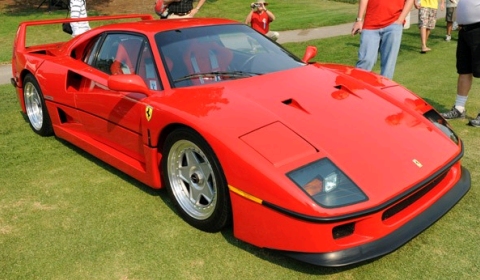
[418,7,437,29]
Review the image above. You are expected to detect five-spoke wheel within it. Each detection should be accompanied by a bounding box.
[23,74,53,136]
[162,128,231,232]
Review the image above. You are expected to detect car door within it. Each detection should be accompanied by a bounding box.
[74,32,162,163]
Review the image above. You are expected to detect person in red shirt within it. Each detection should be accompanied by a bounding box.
[351,0,414,79]
[245,0,279,41]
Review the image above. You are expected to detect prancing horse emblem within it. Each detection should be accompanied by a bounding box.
[145,106,153,121]
[413,159,423,168]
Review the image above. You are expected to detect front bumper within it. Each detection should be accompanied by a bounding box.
[281,166,471,267]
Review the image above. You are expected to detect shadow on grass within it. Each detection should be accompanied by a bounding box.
[52,135,162,198]
[220,225,378,274]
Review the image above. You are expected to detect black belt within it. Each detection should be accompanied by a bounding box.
[459,22,480,32]
[171,11,191,16]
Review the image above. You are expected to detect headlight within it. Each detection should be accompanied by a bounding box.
[287,158,367,208]
[424,110,459,144]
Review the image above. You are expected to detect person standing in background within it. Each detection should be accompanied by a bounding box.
[351,0,414,80]
[445,0,459,41]
[440,0,480,127]
[166,0,206,19]
[155,0,181,19]
[415,0,445,53]
[245,1,279,41]
[70,0,91,37]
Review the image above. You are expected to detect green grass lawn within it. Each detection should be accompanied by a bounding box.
[2,1,480,279]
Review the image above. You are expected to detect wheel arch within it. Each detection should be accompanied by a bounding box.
[156,123,190,154]
[156,122,229,174]
[156,122,229,180]
[15,69,36,113]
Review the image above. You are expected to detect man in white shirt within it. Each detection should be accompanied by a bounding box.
[441,0,480,127]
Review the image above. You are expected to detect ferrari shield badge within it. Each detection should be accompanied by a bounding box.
[145,106,153,121]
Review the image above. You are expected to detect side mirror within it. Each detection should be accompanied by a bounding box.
[108,74,150,96]
[302,46,317,63]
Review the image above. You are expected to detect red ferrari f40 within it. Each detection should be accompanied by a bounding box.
[11,14,470,267]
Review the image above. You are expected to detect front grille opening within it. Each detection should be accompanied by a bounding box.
[332,222,355,239]
[382,170,449,221]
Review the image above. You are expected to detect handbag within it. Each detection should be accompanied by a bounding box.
[62,22,73,35]
[62,4,72,35]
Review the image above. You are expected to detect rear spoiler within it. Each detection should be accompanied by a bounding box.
[18,14,153,27]
[14,14,154,52]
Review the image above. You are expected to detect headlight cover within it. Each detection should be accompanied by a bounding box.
[287,158,368,208]
[424,110,459,145]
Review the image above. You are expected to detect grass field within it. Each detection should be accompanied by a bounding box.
[1,1,480,279]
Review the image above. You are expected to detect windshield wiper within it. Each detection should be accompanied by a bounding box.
[174,71,261,83]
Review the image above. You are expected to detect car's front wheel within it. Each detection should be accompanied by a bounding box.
[162,128,231,232]
[23,74,53,136]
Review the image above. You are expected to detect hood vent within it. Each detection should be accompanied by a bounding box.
[282,98,310,114]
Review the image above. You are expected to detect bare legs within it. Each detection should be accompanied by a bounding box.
[458,74,473,97]
[420,27,431,52]
[446,21,453,37]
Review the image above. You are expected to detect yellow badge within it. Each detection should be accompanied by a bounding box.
[413,159,423,168]
[145,106,153,121]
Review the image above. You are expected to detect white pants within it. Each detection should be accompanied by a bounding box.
[267,31,279,41]
[70,0,91,36]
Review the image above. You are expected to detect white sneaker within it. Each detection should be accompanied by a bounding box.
[445,35,451,41]
[452,21,458,31]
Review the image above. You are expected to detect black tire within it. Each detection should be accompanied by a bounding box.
[162,127,231,232]
[23,74,53,136]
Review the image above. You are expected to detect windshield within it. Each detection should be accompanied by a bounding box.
[154,24,305,87]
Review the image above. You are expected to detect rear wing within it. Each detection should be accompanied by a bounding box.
[13,14,154,52]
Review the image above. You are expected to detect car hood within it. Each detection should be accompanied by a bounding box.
[161,64,460,208]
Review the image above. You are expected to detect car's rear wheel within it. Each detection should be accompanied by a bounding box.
[162,128,231,232]
[23,74,53,136]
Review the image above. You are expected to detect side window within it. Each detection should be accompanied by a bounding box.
[109,35,142,75]
[97,36,121,74]
[137,43,162,91]
[83,35,102,65]
[85,34,136,75]
[85,33,161,91]
[84,34,125,75]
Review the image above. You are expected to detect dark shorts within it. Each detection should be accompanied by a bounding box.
[456,23,480,77]
[446,7,456,23]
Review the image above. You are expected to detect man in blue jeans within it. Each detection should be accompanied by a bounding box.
[352,0,414,80]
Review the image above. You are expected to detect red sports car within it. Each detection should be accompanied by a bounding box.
[11,14,470,267]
